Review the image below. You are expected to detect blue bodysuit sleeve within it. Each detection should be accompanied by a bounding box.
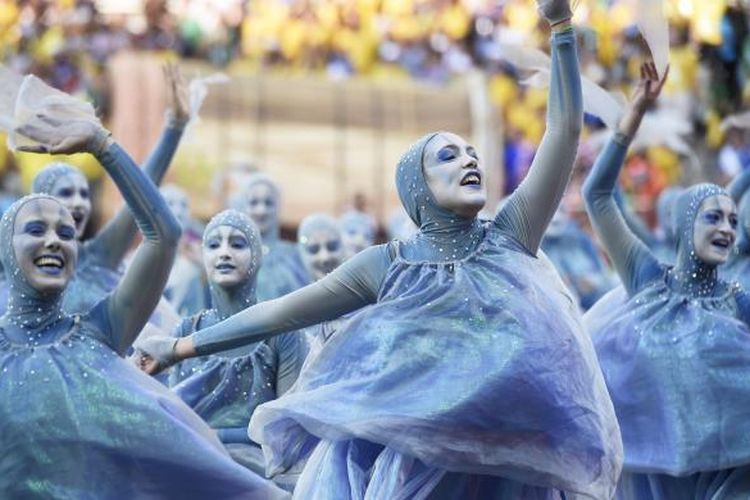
[85,119,184,271]
[726,165,750,203]
[583,133,662,296]
[88,140,181,355]
[495,28,582,254]
[192,244,393,356]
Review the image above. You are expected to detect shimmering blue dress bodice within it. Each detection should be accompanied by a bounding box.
[170,309,305,433]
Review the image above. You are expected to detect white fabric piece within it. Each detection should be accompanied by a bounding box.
[0,66,24,133]
[184,73,230,136]
[0,70,100,151]
[507,43,624,130]
[634,0,670,78]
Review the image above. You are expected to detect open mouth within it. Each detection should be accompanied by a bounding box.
[215,262,236,273]
[711,237,731,250]
[34,254,64,275]
[460,171,482,187]
[70,210,86,229]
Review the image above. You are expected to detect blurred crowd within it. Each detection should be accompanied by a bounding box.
[0,0,749,229]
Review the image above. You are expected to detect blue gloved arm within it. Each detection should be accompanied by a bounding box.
[495,28,583,254]
[583,134,661,296]
[86,117,185,271]
[189,244,392,356]
[89,138,182,355]
[726,166,750,203]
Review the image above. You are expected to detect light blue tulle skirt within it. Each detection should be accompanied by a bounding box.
[251,226,622,499]
[585,276,750,499]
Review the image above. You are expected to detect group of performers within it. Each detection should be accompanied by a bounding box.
[1,0,749,498]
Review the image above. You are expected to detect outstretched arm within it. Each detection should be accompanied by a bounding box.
[87,65,189,271]
[140,244,394,374]
[582,63,666,295]
[495,24,583,254]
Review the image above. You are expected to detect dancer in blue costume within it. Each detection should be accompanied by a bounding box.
[161,184,208,316]
[541,208,615,309]
[718,161,750,289]
[169,210,306,450]
[29,66,188,316]
[297,214,347,353]
[583,62,750,500]
[0,109,286,499]
[338,210,376,260]
[723,194,750,288]
[231,173,309,301]
[141,6,622,498]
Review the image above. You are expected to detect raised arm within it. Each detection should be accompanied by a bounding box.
[726,163,750,202]
[495,23,583,254]
[87,65,189,271]
[97,139,181,354]
[17,113,181,354]
[582,63,666,295]
[140,244,394,374]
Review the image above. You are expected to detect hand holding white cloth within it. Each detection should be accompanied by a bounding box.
[0,69,103,152]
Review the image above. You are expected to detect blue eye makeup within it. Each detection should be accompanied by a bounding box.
[437,147,457,162]
[306,243,321,255]
[701,211,721,224]
[230,236,249,249]
[24,221,46,236]
[58,225,76,240]
[700,209,738,229]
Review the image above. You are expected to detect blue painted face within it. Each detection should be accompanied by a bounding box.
[161,185,190,230]
[339,211,375,258]
[673,184,737,268]
[4,196,78,294]
[242,178,279,237]
[421,132,486,219]
[298,214,344,281]
[202,210,261,293]
[32,163,91,240]
[396,132,486,233]
[691,194,737,266]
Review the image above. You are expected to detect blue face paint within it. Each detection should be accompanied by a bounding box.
[395,132,485,262]
[202,209,262,317]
